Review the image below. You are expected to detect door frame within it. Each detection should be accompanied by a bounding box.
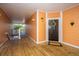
[46,17,63,43]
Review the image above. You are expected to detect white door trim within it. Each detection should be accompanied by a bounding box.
[60,11,63,42]
[47,18,61,42]
[46,11,63,43]
[36,9,39,44]
[46,12,48,42]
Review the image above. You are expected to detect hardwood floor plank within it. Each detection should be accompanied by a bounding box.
[0,37,79,56]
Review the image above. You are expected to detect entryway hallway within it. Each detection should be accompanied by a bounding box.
[0,3,79,56]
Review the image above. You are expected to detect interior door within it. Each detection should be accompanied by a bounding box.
[48,19,59,41]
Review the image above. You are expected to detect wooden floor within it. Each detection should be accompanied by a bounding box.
[0,37,79,56]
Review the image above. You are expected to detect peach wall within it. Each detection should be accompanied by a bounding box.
[63,5,79,46]
[26,12,37,41]
[0,8,10,45]
[48,12,60,18]
[38,11,60,42]
[38,11,46,42]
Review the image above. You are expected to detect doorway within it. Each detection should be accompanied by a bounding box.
[48,19,59,41]
[47,18,62,46]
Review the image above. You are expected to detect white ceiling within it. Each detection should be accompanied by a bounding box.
[0,3,79,20]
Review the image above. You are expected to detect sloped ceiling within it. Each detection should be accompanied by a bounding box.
[0,3,79,20]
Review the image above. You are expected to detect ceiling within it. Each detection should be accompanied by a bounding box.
[0,3,79,20]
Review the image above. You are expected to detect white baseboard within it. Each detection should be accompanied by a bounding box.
[0,39,8,47]
[28,36,46,44]
[37,40,46,44]
[62,42,79,49]
[28,35,37,44]
[27,34,47,44]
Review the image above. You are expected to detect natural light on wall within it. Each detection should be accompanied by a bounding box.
[12,23,26,39]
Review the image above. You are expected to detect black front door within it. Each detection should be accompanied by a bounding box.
[48,19,59,41]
